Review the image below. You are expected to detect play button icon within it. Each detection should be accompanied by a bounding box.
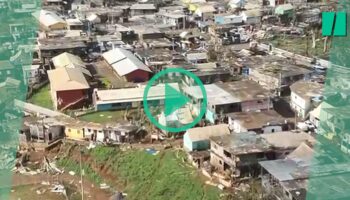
[164,83,190,116]
[143,68,207,132]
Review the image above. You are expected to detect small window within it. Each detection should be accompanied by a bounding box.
[77,130,80,134]
[213,144,218,149]
[68,129,71,132]
[219,160,222,165]
[271,129,275,133]
[88,129,91,132]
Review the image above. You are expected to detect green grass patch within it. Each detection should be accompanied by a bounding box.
[100,78,112,89]
[27,84,53,109]
[264,35,330,60]
[89,146,221,200]
[58,145,221,200]
[57,158,103,184]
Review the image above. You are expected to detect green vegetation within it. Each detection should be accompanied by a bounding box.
[57,158,103,184]
[59,145,221,200]
[100,78,112,89]
[264,35,331,60]
[91,146,221,200]
[27,84,54,109]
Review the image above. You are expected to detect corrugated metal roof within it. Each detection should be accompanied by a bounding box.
[32,10,66,28]
[102,48,151,76]
[52,52,85,68]
[95,83,179,104]
[52,52,91,77]
[48,67,89,91]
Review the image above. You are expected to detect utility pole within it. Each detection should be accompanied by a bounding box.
[294,112,297,130]
[79,145,84,200]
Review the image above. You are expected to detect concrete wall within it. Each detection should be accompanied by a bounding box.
[183,133,211,152]
[290,91,309,118]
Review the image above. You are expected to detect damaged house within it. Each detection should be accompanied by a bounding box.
[210,132,272,183]
[183,124,230,152]
[20,116,65,146]
[259,140,350,200]
[48,67,90,111]
[227,110,290,134]
[246,55,312,96]
[209,131,315,184]
[104,123,140,143]
[184,80,272,123]
[290,80,323,119]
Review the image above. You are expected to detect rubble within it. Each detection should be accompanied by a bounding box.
[4,0,331,198]
[51,184,67,196]
[69,171,76,176]
[100,183,110,189]
[87,141,96,149]
[41,156,63,174]
[145,148,159,156]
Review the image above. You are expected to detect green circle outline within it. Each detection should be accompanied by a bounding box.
[143,68,207,132]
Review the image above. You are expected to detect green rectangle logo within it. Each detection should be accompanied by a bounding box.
[322,12,347,36]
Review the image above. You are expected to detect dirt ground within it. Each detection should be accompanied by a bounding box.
[8,137,185,200]
[7,146,113,200]
[10,173,111,200]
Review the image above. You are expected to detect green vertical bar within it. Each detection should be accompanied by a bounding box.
[0,0,40,199]
[307,1,350,200]
[322,12,336,36]
[334,12,347,36]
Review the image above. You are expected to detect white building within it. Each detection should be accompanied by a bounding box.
[290,81,323,119]
[93,83,179,111]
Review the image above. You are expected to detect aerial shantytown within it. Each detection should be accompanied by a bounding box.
[1,0,350,199]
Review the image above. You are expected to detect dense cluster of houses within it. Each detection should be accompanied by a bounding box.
[2,0,350,199]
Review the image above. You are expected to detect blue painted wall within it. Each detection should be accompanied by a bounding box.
[96,102,132,111]
[215,16,225,25]
[183,132,211,152]
[205,109,216,124]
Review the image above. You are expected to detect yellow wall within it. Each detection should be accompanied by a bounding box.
[189,4,198,12]
[65,126,84,140]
